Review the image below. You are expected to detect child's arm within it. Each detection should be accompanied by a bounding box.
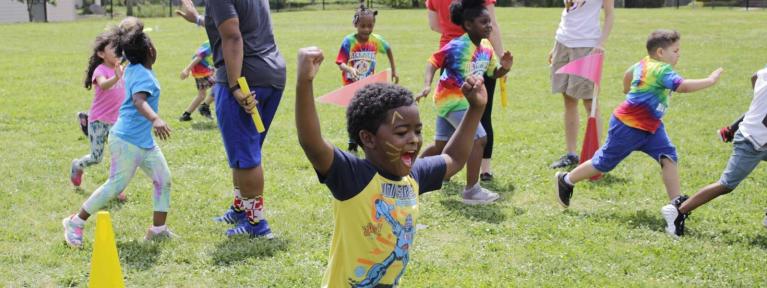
[752,72,758,89]
[676,68,724,93]
[180,55,203,80]
[296,47,334,176]
[427,10,442,34]
[595,0,615,52]
[492,51,514,79]
[623,67,633,94]
[416,63,438,102]
[132,92,171,141]
[95,61,123,90]
[338,63,358,80]
[441,75,487,177]
[386,48,398,84]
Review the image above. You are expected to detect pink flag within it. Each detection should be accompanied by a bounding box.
[318,69,391,107]
[555,53,604,86]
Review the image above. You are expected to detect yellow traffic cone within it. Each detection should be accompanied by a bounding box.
[89,211,125,288]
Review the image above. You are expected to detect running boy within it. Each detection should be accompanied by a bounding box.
[295,47,485,287]
[662,66,766,237]
[555,29,723,209]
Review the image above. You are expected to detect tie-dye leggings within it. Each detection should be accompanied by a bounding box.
[75,121,112,169]
[81,135,171,214]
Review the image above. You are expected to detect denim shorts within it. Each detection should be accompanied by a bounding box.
[719,131,767,190]
[591,116,678,173]
[434,109,486,141]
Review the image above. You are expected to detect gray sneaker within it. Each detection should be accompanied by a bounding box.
[144,227,177,241]
[462,186,500,205]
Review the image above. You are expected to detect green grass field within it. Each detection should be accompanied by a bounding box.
[1,7,766,287]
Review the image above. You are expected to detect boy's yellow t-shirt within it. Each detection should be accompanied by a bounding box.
[319,148,446,287]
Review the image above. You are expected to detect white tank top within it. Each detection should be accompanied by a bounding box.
[554,0,603,48]
[740,67,767,150]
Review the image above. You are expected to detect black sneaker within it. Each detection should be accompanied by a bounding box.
[198,103,212,119]
[555,172,574,208]
[550,154,579,169]
[480,172,494,182]
[77,112,89,136]
[179,112,192,122]
[661,195,689,237]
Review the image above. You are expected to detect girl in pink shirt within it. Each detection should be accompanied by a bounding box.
[70,30,126,200]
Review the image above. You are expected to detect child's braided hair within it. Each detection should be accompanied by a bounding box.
[450,0,487,30]
[352,0,378,25]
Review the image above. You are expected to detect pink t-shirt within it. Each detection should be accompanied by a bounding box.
[89,64,125,124]
[426,0,496,48]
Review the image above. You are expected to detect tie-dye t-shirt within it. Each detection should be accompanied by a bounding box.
[429,34,497,117]
[613,56,684,133]
[335,33,391,85]
[190,41,214,79]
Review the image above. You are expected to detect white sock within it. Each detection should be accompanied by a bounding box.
[564,173,574,186]
[149,225,167,233]
[71,215,86,226]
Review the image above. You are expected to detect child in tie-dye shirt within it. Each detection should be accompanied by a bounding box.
[555,29,723,212]
[417,0,513,205]
[179,41,215,121]
[337,1,398,152]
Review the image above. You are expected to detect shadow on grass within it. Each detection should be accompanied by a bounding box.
[191,121,217,130]
[564,209,665,233]
[587,173,629,187]
[748,234,767,249]
[118,240,163,271]
[438,198,508,224]
[210,236,289,266]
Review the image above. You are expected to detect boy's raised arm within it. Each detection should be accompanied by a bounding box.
[296,47,335,176]
[441,75,487,177]
[676,68,724,93]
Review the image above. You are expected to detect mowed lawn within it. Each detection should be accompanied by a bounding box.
[1,7,766,287]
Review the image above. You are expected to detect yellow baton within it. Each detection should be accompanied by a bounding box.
[499,75,508,109]
[237,77,265,133]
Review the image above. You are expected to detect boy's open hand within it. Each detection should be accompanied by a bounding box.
[180,69,189,80]
[297,47,324,81]
[415,86,430,102]
[152,118,171,140]
[462,75,487,108]
[709,67,724,84]
[500,51,514,70]
[175,0,198,24]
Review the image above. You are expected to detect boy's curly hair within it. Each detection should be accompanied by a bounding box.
[450,0,486,30]
[646,29,680,55]
[346,83,414,147]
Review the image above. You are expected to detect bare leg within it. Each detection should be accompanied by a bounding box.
[679,183,732,214]
[184,88,207,113]
[235,166,264,198]
[153,211,167,227]
[566,160,601,184]
[563,94,579,155]
[465,137,486,189]
[660,158,681,201]
[420,140,447,158]
[481,158,492,174]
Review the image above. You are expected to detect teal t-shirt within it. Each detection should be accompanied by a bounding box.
[112,63,161,149]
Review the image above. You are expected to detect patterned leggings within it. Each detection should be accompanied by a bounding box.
[82,135,171,214]
[75,121,112,169]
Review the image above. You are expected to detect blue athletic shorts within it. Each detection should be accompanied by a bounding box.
[214,83,283,169]
[591,115,678,173]
[434,109,486,142]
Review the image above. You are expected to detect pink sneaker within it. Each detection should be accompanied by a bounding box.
[70,160,83,187]
[62,215,84,248]
[116,191,127,202]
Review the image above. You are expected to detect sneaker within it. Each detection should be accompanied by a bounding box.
[144,227,177,241]
[77,112,89,136]
[179,112,192,122]
[62,215,84,248]
[555,172,574,208]
[214,206,246,224]
[116,191,127,202]
[462,186,500,205]
[717,126,734,143]
[661,195,690,237]
[480,172,494,182]
[550,154,579,169]
[226,219,274,239]
[198,103,212,119]
[70,159,83,187]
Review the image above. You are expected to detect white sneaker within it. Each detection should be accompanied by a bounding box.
[661,204,679,237]
[144,227,177,241]
[462,186,499,205]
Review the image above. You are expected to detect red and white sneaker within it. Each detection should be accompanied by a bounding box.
[70,160,83,187]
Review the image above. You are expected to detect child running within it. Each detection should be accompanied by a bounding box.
[417,0,513,205]
[69,30,126,203]
[296,46,486,287]
[336,0,397,152]
[63,19,174,248]
[179,40,215,121]
[555,29,723,210]
[662,66,766,237]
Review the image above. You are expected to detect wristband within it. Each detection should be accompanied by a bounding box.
[229,83,241,94]
[195,15,204,27]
